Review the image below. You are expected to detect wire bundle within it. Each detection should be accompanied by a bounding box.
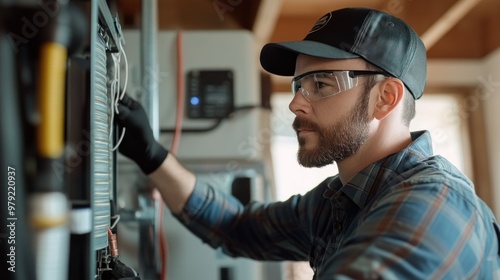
[109,39,128,151]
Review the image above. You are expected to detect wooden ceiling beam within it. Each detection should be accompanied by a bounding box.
[421,0,483,50]
[252,0,285,45]
[222,0,260,30]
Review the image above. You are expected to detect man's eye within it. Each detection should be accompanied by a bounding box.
[316,81,327,89]
[316,80,338,91]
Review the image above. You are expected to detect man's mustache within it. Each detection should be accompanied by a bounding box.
[292,117,320,132]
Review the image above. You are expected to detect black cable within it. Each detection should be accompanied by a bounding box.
[160,105,266,134]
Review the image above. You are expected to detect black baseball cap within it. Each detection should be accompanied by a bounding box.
[260,7,427,99]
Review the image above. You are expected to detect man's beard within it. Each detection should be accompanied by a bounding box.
[292,91,371,168]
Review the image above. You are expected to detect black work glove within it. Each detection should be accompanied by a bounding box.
[115,94,168,174]
[99,258,141,280]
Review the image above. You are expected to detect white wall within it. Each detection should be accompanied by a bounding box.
[427,49,500,218]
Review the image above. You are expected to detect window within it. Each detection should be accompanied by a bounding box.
[409,93,473,178]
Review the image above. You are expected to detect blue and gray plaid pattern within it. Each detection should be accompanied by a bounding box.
[175,131,500,279]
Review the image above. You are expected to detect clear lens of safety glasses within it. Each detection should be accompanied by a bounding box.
[291,70,388,101]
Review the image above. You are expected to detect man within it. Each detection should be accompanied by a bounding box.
[117,7,500,279]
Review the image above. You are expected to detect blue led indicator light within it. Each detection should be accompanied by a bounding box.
[190,96,200,106]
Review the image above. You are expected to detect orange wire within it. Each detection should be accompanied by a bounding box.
[158,29,185,280]
[156,190,167,280]
[172,29,184,153]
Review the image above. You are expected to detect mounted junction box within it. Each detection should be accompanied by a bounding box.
[187,69,234,119]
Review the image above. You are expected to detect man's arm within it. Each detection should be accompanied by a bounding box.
[114,94,312,259]
[148,154,195,213]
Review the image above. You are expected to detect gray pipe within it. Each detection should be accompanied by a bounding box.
[141,0,160,139]
[139,0,160,279]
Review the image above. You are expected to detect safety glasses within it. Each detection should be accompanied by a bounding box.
[291,70,388,102]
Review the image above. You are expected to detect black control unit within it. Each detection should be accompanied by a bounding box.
[187,70,234,119]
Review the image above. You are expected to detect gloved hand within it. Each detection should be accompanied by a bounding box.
[99,258,141,280]
[115,94,168,174]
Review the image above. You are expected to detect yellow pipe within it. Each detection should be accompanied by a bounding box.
[36,42,68,158]
[31,216,68,229]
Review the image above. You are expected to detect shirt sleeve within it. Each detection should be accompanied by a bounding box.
[316,181,498,280]
[172,178,320,261]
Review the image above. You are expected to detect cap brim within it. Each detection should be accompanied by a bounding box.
[260,40,359,76]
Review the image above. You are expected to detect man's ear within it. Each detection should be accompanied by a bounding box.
[373,78,405,120]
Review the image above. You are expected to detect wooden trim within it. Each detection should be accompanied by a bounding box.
[252,0,284,43]
[421,0,483,50]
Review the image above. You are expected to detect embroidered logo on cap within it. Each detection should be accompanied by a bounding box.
[309,13,332,34]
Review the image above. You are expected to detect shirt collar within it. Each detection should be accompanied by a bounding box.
[324,130,433,209]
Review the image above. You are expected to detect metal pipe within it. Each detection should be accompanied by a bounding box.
[141,0,160,138]
[139,1,160,279]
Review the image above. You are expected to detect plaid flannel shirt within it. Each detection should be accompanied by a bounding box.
[174,131,500,279]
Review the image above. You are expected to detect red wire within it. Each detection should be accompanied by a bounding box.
[157,190,167,280]
[172,30,184,153]
[158,29,185,280]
